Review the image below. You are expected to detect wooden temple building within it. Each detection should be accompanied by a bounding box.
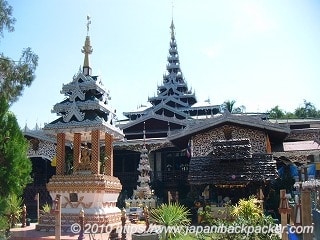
[21,19,320,219]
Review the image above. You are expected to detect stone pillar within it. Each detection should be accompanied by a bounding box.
[73,133,82,172]
[56,133,66,175]
[105,133,113,176]
[301,189,313,240]
[91,130,100,174]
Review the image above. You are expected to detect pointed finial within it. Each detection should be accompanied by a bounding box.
[170,19,175,40]
[82,16,93,75]
[86,15,91,36]
[170,0,175,40]
[171,0,174,20]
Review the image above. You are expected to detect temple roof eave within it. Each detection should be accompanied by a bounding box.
[114,137,174,152]
[61,72,107,95]
[148,93,197,104]
[52,100,114,114]
[168,113,290,143]
[186,104,221,111]
[43,118,124,141]
[23,129,57,144]
[151,104,189,118]
[120,114,188,131]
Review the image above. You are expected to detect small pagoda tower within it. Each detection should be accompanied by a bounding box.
[37,17,124,231]
[133,123,152,199]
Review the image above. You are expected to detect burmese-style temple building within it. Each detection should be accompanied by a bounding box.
[22,19,320,219]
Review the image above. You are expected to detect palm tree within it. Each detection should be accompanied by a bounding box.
[223,100,236,113]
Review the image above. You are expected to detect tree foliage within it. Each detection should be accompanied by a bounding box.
[0,0,38,104]
[294,100,319,118]
[268,100,320,119]
[0,96,32,234]
[0,0,15,38]
[223,100,246,113]
[0,1,35,234]
[268,105,285,119]
[0,96,32,195]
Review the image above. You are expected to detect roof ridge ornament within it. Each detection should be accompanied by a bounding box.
[170,19,175,40]
[86,15,91,36]
[171,0,175,40]
[82,15,93,76]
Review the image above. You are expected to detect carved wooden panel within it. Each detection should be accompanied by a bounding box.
[192,124,266,157]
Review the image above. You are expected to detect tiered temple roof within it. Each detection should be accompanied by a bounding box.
[43,21,124,141]
[120,20,221,140]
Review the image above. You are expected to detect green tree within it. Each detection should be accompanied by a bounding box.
[0,0,15,37]
[0,97,32,196]
[0,0,38,104]
[294,100,318,118]
[268,105,285,119]
[223,100,246,113]
[223,100,236,113]
[0,96,32,232]
[0,1,36,234]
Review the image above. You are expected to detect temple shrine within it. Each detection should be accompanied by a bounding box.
[36,17,124,231]
[20,16,320,223]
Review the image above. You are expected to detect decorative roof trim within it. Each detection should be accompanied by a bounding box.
[151,103,188,118]
[168,113,290,140]
[121,114,187,130]
[61,72,107,96]
[53,99,114,114]
[43,118,124,138]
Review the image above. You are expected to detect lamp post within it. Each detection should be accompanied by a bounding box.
[78,208,85,240]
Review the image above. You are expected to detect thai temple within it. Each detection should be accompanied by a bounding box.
[21,16,320,227]
[35,17,125,231]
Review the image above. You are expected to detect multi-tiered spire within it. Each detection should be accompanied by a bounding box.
[44,17,123,141]
[133,123,152,198]
[148,19,196,108]
[121,19,221,140]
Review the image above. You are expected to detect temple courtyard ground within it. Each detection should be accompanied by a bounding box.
[8,222,316,240]
[9,223,135,240]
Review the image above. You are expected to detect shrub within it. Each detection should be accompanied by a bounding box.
[150,202,190,240]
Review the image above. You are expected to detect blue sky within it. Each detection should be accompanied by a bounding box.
[2,0,320,128]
